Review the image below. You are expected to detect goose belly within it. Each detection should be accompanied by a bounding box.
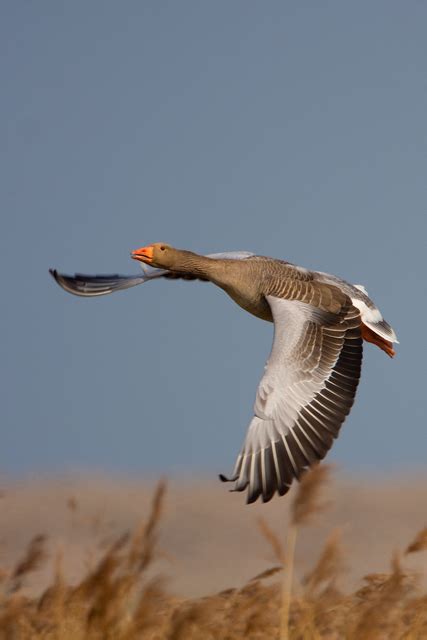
[223,285,273,322]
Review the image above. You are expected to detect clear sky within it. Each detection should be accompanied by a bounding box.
[1,1,426,477]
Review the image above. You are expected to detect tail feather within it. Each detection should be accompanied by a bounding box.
[363,318,399,345]
[361,323,396,357]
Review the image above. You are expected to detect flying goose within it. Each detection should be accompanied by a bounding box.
[50,244,398,503]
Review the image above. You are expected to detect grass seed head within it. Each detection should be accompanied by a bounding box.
[291,464,332,527]
[9,534,47,593]
[405,527,427,555]
[303,528,344,595]
[257,517,286,565]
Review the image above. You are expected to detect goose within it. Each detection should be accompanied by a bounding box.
[50,244,398,504]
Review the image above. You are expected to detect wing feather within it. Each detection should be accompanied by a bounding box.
[221,292,363,503]
[48,269,162,297]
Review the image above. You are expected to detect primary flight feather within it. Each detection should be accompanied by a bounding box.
[50,243,398,503]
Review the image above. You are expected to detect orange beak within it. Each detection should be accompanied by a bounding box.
[131,245,154,264]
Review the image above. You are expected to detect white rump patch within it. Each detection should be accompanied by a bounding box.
[350,298,383,323]
[353,284,369,295]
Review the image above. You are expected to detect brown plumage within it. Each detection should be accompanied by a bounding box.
[50,243,398,503]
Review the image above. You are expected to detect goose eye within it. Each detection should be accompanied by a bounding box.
[160,246,166,251]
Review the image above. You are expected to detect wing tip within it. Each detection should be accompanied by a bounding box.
[49,268,72,293]
[219,473,237,483]
[220,470,287,504]
[49,268,81,296]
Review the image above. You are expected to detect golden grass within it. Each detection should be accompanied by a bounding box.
[1,471,427,639]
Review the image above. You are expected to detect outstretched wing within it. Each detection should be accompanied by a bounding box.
[48,270,152,297]
[221,293,363,504]
[49,251,255,297]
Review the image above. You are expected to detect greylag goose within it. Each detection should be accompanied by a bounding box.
[50,244,398,503]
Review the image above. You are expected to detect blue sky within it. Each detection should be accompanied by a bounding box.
[1,1,426,476]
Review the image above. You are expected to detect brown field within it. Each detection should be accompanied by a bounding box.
[0,468,426,638]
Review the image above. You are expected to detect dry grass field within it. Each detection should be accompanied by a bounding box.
[0,467,426,639]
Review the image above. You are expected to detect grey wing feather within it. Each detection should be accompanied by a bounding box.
[221,294,363,504]
[48,268,164,297]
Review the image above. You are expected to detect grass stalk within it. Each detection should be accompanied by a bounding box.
[280,522,298,640]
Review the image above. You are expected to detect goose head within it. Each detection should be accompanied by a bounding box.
[131,242,181,269]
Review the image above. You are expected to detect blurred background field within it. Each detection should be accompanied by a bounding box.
[1,472,426,598]
[1,471,427,638]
